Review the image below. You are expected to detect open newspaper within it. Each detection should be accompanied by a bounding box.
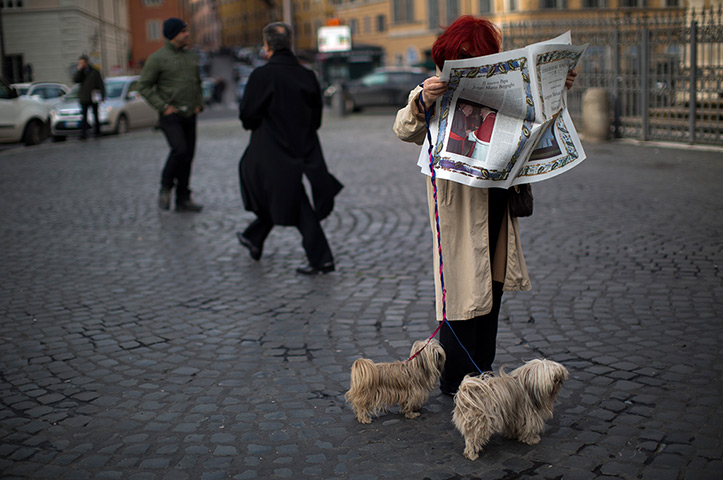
[417,32,588,188]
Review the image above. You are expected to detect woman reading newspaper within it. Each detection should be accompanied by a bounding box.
[393,15,577,396]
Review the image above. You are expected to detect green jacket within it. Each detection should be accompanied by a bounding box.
[137,40,203,117]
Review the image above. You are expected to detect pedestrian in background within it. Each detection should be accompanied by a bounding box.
[236,22,342,274]
[138,17,204,213]
[393,15,577,395]
[73,55,105,140]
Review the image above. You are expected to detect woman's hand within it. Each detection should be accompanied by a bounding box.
[419,76,448,107]
[565,69,578,90]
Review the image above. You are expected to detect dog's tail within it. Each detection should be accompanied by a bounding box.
[345,358,380,403]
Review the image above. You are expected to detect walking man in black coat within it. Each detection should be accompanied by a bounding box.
[73,55,105,139]
[236,22,343,275]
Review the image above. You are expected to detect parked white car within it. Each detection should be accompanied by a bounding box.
[50,75,157,141]
[0,78,50,146]
[12,82,70,107]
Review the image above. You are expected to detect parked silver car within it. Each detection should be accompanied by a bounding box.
[0,77,50,146]
[12,82,70,107]
[50,75,156,141]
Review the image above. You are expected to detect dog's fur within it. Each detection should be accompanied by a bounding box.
[452,359,569,460]
[345,339,446,424]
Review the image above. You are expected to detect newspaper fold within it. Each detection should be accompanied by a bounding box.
[417,32,589,188]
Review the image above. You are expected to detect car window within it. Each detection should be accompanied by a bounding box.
[50,87,66,99]
[105,81,126,99]
[40,87,60,99]
[35,87,50,99]
[64,86,80,100]
[17,86,30,95]
[390,72,416,85]
[361,73,387,86]
[0,84,12,99]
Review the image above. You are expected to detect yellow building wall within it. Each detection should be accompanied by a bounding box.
[334,0,686,66]
[293,0,337,52]
[335,0,391,48]
[219,0,280,48]
[215,0,692,62]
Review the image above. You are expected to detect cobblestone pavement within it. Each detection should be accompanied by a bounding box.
[1,111,722,480]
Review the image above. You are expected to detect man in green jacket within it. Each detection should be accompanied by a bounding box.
[138,17,204,212]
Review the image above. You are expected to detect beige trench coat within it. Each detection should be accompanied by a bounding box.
[393,86,531,321]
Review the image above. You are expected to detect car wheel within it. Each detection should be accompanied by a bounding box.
[52,135,67,142]
[115,114,129,135]
[22,119,46,146]
[344,95,358,113]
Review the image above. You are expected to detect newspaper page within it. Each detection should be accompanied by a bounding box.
[416,33,588,188]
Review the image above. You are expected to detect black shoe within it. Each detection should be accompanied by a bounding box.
[295,262,335,275]
[159,188,172,210]
[176,199,203,212]
[236,232,262,260]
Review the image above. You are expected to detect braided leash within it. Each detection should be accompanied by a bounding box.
[406,86,483,375]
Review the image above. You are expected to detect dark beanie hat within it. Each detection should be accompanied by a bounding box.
[163,17,187,40]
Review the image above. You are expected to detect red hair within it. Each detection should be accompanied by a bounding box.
[431,16,502,70]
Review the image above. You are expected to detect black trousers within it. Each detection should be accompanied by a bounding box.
[159,114,197,201]
[243,194,333,267]
[438,281,504,394]
[80,102,100,137]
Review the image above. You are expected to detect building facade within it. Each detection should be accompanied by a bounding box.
[1,0,130,84]
[332,0,699,67]
[291,0,336,53]
[188,0,222,53]
[128,0,188,70]
[218,0,279,49]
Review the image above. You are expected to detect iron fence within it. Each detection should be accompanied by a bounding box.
[502,7,723,146]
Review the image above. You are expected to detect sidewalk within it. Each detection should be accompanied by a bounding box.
[1,114,722,479]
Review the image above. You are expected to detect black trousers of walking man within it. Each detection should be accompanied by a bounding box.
[159,113,197,202]
[242,194,334,268]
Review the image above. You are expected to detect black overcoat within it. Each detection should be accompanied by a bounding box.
[73,67,105,104]
[238,49,343,226]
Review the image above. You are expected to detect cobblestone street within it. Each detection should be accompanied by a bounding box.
[1,110,722,479]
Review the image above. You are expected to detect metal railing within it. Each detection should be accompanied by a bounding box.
[502,7,723,146]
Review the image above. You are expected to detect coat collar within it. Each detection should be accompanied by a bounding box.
[268,49,299,66]
[165,39,186,53]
